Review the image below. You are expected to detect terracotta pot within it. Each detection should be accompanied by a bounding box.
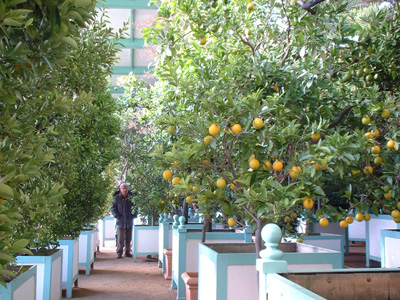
[181,272,198,300]
[163,248,172,280]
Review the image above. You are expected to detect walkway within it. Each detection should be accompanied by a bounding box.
[62,246,176,300]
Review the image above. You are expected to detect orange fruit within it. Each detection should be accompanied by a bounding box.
[319,217,329,227]
[387,139,395,149]
[363,166,373,175]
[384,190,392,199]
[273,160,283,172]
[273,85,278,91]
[172,177,181,185]
[345,216,354,224]
[374,157,382,165]
[371,146,381,154]
[168,126,175,135]
[311,133,321,141]
[371,129,380,138]
[263,161,272,171]
[230,182,237,190]
[365,132,373,139]
[209,124,220,136]
[391,210,400,219]
[186,196,193,204]
[339,220,348,228]
[253,118,263,129]
[381,109,390,118]
[362,116,371,125]
[231,124,242,135]
[163,170,172,180]
[204,135,214,146]
[227,217,236,227]
[200,37,207,45]
[302,197,314,209]
[216,178,226,189]
[192,186,199,193]
[355,213,364,222]
[249,158,260,170]
[364,213,371,221]
[247,2,254,11]
[289,166,302,178]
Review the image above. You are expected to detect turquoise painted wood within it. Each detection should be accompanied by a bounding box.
[366,214,400,266]
[58,238,79,298]
[99,216,116,247]
[16,249,63,300]
[381,229,400,268]
[78,230,96,275]
[0,265,37,300]
[103,0,158,9]
[133,225,158,259]
[172,217,252,300]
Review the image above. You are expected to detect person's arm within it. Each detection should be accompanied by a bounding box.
[111,198,121,219]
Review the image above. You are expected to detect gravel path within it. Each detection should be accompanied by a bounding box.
[62,246,177,300]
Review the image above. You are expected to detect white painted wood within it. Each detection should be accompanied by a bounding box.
[137,229,158,252]
[384,237,400,268]
[348,221,366,240]
[227,265,258,300]
[369,218,396,259]
[51,255,62,300]
[13,276,35,300]
[198,253,217,300]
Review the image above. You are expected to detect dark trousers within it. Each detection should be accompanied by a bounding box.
[117,227,132,255]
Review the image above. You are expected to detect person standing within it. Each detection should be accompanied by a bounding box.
[111,183,136,259]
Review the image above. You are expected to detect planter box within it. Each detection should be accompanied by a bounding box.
[79,230,96,275]
[133,225,158,259]
[172,226,252,300]
[0,265,37,300]
[348,219,366,242]
[16,249,63,300]
[59,238,79,298]
[381,229,400,268]
[309,220,349,255]
[198,242,342,300]
[366,214,400,266]
[301,233,344,267]
[98,216,116,247]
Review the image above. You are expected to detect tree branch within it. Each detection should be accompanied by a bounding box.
[280,0,291,68]
[328,105,354,129]
[298,0,327,15]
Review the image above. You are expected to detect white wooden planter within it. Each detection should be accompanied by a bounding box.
[98,216,116,247]
[301,233,344,267]
[0,265,37,300]
[348,219,366,242]
[366,214,400,267]
[172,217,252,300]
[198,242,343,300]
[78,230,96,275]
[58,238,79,298]
[381,229,400,268]
[309,220,349,254]
[133,225,158,259]
[16,249,63,300]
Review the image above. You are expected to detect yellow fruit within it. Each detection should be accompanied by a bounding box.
[374,156,382,165]
[249,158,260,170]
[263,161,272,171]
[384,190,392,199]
[200,37,207,45]
[273,160,283,172]
[231,124,242,135]
[363,166,373,175]
[272,85,279,91]
[161,200,165,204]
[302,197,314,209]
[394,217,400,224]
[168,126,175,135]
[346,216,354,224]
[289,166,302,178]
[365,132,373,139]
[297,238,303,243]
[172,177,181,185]
[192,186,199,193]
[230,182,237,190]
[216,178,226,189]
[284,216,291,223]
[314,163,321,171]
[291,212,297,218]
[163,170,172,180]
[186,196,193,204]
[351,170,360,176]
[355,213,364,222]
[171,161,179,168]
[362,116,371,125]
[381,109,390,118]
[203,158,210,165]
[371,129,380,138]
[247,2,254,11]
[339,220,348,228]
[253,118,264,130]
[204,135,214,146]
[311,133,321,141]
[391,210,400,219]
[209,123,220,136]
[371,146,381,154]
[0,198,4,204]
[364,213,371,221]
[321,161,328,171]
[387,139,395,149]
[227,217,236,227]
[319,217,329,227]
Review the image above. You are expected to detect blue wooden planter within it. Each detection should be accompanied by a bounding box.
[99,216,116,247]
[381,229,400,268]
[78,230,96,275]
[59,238,79,298]
[16,249,63,300]
[366,214,400,267]
[198,242,342,300]
[0,265,37,300]
[132,225,158,259]
[172,218,252,300]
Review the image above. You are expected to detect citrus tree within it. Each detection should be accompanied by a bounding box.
[141,0,400,255]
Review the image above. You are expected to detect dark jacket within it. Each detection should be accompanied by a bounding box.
[111,193,136,229]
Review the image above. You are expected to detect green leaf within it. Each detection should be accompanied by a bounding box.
[61,36,78,49]
[12,239,30,249]
[0,183,13,199]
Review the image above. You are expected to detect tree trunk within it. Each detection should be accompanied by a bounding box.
[201,215,212,243]
[182,197,188,224]
[254,218,266,258]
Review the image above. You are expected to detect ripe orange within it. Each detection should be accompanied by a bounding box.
[289,166,302,178]
[345,216,354,224]
[192,186,199,193]
[253,118,263,129]
[355,213,364,222]
[381,109,390,118]
[319,217,329,227]
[365,132,373,139]
[204,135,214,145]
[227,217,236,227]
[249,158,260,170]
[297,238,303,243]
[230,182,237,190]
[273,85,278,91]
[371,129,380,138]
[321,161,328,170]
[391,210,400,219]
[172,177,181,185]
[302,197,314,209]
[216,178,226,189]
[273,160,283,172]
[363,166,373,176]
[351,170,361,176]
[371,146,381,154]
[163,170,172,180]
[200,37,207,45]
[364,213,371,221]
[311,133,321,141]
[168,126,175,135]
[263,161,272,171]
[247,2,254,11]
[362,116,371,125]
[314,163,321,171]
[387,139,395,149]
[384,190,392,199]
[374,156,382,165]
[339,220,348,228]
[209,124,220,136]
[186,196,193,204]
[231,124,242,135]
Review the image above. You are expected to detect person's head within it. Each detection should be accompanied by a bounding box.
[120,183,129,197]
